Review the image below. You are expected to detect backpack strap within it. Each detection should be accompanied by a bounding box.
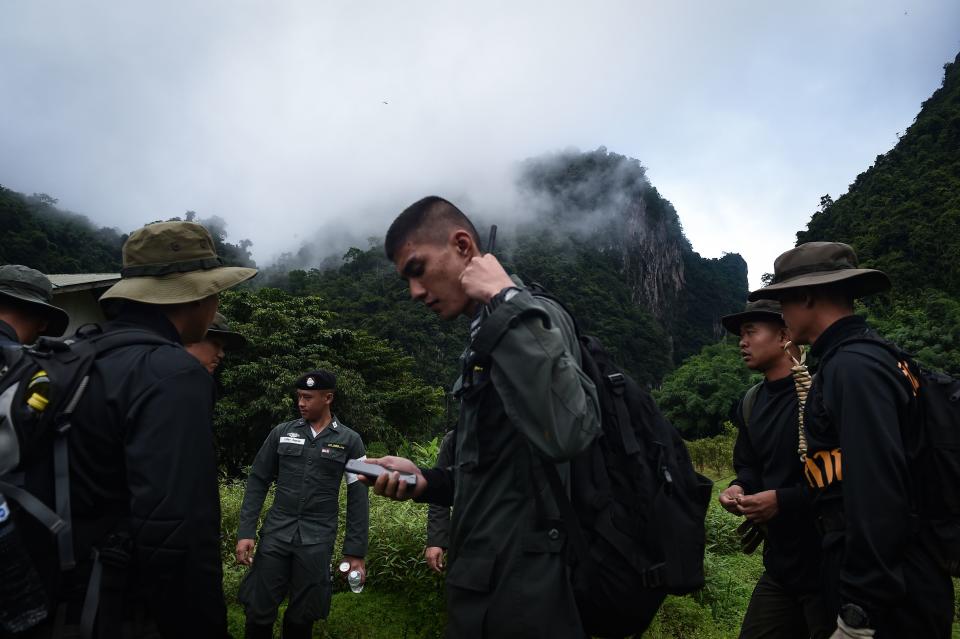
[740,383,763,427]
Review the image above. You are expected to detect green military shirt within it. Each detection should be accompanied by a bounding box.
[238,417,369,556]
[442,279,602,638]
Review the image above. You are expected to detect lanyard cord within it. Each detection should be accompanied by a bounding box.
[784,341,812,462]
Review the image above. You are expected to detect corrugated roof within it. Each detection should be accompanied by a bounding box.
[48,273,120,293]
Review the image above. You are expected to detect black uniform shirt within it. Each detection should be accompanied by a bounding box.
[238,417,369,556]
[732,374,821,592]
[803,315,912,617]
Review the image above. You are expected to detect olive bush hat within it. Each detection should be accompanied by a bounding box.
[748,241,891,302]
[100,221,257,305]
[721,299,784,335]
[205,312,247,349]
[0,264,70,336]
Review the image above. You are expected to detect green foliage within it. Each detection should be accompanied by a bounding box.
[0,187,124,273]
[673,251,749,364]
[686,423,737,476]
[501,233,674,385]
[861,292,960,376]
[220,476,446,638]
[214,288,445,474]
[798,54,960,300]
[261,247,470,395]
[654,342,760,438]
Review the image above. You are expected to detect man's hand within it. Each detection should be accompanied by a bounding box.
[459,254,514,304]
[718,485,745,515]
[341,555,366,584]
[424,546,446,573]
[358,456,428,501]
[829,616,875,638]
[236,539,255,566]
[737,490,779,523]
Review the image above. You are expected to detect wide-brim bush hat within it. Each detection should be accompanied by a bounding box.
[721,299,784,335]
[100,221,257,305]
[748,241,890,302]
[205,312,247,349]
[0,264,70,337]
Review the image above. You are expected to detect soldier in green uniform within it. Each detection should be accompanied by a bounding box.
[236,369,369,639]
[363,196,602,638]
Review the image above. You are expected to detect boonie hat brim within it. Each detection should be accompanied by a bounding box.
[0,288,70,338]
[748,268,890,302]
[206,327,247,349]
[720,310,783,336]
[99,266,257,305]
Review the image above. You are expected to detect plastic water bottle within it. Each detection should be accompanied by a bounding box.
[347,569,364,593]
[338,561,364,593]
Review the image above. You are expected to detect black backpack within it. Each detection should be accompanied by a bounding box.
[820,334,960,576]
[531,289,713,638]
[0,328,173,635]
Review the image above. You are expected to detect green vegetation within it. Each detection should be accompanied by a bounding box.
[797,53,960,376]
[653,342,760,439]
[218,456,767,639]
[214,288,445,474]
[0,188,123,273]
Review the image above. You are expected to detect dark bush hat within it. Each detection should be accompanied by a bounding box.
[100,221,257,305]
[748,241,891,302]
[295,370,336,391]
[205,312,247,349]
[721,299,784,335]
[0,264,70,337]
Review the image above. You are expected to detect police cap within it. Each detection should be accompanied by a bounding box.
[295,370,336,391]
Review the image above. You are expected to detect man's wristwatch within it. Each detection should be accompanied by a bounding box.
[839,603,870,629]
[486,286,521,313]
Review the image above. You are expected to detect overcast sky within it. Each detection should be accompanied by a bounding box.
[1,1,958,288]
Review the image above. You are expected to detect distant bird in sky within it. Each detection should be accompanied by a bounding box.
[382,100,389,105]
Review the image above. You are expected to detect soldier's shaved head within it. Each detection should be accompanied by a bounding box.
[384,196,481,262]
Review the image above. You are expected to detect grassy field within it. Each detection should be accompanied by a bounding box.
[219,461,960,638]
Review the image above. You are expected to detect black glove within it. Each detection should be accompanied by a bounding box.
[736,520,765,555]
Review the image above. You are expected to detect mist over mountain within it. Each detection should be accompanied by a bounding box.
[258,147,747,386]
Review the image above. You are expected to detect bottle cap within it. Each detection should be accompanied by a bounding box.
[338,561,350,573]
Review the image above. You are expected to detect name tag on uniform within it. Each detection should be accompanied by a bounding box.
[280,435,305,445]
[328,442,345,450]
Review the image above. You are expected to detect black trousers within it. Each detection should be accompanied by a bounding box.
[738,572,834,639]
[237,532,333,626]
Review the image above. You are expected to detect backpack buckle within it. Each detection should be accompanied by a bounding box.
[607,373,625,388]
[641,563,665,589]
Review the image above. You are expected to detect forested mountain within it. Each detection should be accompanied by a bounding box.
[798,53,960,298]
[0,188,124,273]
[266,148,747,388]
[798,51,960,375]
[0,188,257,272]
[660,51,960,438]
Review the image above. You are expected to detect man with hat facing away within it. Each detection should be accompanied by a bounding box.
[16,221,256,638]
[718,300,832,639]
[235,369,369,639]
[0,264,70,345]
[749,242,953,638]
[185,312,247,374]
